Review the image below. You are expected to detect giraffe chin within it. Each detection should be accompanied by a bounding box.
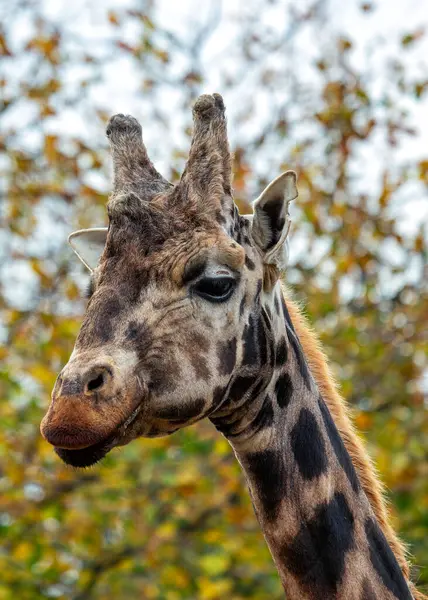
[55,433,116,468]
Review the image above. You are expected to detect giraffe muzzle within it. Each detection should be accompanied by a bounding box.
[40,356,146,467]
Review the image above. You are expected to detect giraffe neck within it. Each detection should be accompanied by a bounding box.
[211,283,413,600]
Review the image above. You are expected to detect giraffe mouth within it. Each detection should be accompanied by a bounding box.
[54,402,144,468]
[55,432,116,468]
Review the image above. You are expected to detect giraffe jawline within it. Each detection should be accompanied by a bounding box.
[54,402,145,468]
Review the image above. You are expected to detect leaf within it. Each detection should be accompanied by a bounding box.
[401,29,425,47]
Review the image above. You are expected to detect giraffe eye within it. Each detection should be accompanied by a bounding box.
[193,277,236,303]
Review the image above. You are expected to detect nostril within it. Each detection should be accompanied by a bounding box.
[58,364,113,398]
[86,373,105,393]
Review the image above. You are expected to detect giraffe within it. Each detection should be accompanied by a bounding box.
[40,94,425,600]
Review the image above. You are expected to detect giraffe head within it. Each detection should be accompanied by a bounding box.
[40,94,297,467]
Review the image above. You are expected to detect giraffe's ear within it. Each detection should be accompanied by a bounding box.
[251,171,298,270]
[68,228,108,272]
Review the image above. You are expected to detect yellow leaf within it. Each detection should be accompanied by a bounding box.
[13,542,33,561]
[198,576,232,600]
[44,135,58,163]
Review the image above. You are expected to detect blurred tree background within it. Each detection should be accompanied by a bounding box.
[0,0,427,598]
